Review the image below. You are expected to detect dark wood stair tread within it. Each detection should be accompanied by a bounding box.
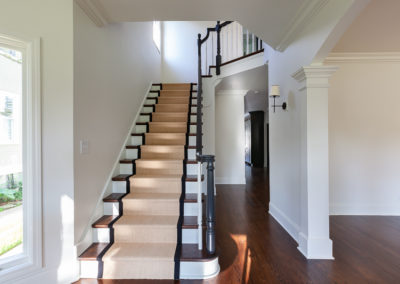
[189,133,202,136]
[185,193,203,203]
[120,159,135,164]
[92,215,117,228]
[131,133,145,136]
[78,243,109,261]
[126,145,140,149]
[187,145,203,149]
[103,193,125,202]
[136,122,148,125]
[180,244,218,261]
[144,104,155,107]
[112,174,131,181]
[186,175,204,182]
[186,159,197,164]
[140,112,152,116]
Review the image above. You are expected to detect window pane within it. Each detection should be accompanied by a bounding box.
[153,21,161,52]
[0,47,23,260]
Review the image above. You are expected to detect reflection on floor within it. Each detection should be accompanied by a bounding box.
[76,165,400,283]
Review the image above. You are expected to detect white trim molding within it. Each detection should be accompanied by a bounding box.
[292,65,336,260]
[75,0,109,27]
[275,0,330,52]
[269,202,300,243]
[325,52,400,63]
[0,32,42,282]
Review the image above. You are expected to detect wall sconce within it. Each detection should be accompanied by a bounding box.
[269,85,287,113]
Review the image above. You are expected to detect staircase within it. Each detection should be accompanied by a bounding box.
[78,83,219,280]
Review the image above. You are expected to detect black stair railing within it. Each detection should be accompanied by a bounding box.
[196,21,232,255]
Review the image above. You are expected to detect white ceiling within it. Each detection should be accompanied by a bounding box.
[77,0,328,51]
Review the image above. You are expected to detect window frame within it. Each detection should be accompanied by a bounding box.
[153,21,161,53]
[0,32,42,282]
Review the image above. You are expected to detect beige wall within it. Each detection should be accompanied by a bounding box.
[73,4,161,245]
[327,60,400,215]
[334,0,400,52]
[0,0,76,283]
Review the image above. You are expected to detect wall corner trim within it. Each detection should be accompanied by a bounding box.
[75,0,109,27]
[275,0,330,52]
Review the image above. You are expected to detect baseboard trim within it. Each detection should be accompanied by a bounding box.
[297,232,334,260]
[268,202,300,243]
[330,203,400,216]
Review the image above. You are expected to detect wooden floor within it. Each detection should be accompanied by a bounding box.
[76,166,400,284]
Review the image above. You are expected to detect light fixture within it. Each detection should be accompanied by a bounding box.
[269,85,287,112]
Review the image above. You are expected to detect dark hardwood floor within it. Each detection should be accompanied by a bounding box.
[75,166,400,284]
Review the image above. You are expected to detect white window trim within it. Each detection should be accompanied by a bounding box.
[0,32,42,282]
[153,21,161,53]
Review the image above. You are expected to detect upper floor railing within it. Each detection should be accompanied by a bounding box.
[195,21,263,255]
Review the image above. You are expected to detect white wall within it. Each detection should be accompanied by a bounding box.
[215,91,246,184]
[327,58,400,215]
[161,21,214,83]
[264,0,368,252]
[74,4,161,245]
[0,1,76,283]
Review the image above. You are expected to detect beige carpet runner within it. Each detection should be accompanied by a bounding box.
[102,83,191,279]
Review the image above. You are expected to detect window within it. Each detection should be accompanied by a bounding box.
[0,33,41,282]
[153,21,161,52]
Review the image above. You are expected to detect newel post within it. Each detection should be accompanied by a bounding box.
[202,155,216,254]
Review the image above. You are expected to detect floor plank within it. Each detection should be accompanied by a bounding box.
[75,166,400,283]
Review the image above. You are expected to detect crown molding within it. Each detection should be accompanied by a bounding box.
[275,0,330,52]
[325,52,400,63]
[75,0,109,27]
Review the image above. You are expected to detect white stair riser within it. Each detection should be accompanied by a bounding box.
[180,258,220,280]
[80,260,99,279]
[138,115,151,123]
[186,164,197,175]
[125,149,139,159]
[145,98,157,104]
[92,227,198,244]
[143,106,154,112]
[135,125,147,133]
[131,136,143,145]
[93,228,110,243]
[104,201,198,216]
[113,181,127,193]
[188,149,196,160]
[119,163,133,175]
[191,106,197,113]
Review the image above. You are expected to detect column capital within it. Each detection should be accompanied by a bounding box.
[292,65,338,90]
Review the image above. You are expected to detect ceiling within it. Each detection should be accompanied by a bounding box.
[333,0,400,52]
[77,0,329,51]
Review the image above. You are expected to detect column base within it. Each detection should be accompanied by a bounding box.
[297,232,334,259]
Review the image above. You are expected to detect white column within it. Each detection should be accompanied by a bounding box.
[292,65,338,259]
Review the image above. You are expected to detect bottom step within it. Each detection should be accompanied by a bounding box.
[79,243,219,279]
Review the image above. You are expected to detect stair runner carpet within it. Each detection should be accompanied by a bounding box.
[102,83,191,279]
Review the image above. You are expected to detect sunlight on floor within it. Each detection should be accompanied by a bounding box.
[231,234,252,284]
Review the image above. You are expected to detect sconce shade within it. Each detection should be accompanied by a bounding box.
[270,85,280,97]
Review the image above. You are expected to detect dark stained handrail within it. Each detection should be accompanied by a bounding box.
[196,21,232,255]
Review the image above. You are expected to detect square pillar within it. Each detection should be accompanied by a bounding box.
[292,66,338,259]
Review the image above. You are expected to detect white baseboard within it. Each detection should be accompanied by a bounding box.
[268,202,300,243]
[297,232,334,260]
[330,203,400,216]
[215,177,245,184]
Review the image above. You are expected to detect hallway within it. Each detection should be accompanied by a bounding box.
[77,166,400,283]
